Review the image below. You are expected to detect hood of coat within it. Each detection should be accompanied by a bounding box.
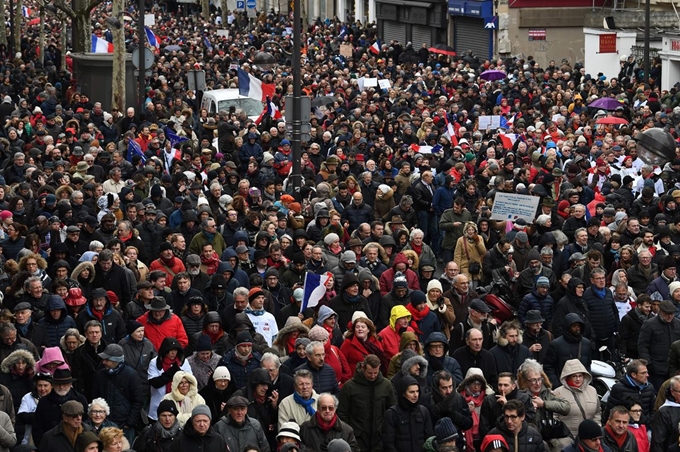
[390,305,412,331]
[559,358,592,387]
[170,371,198,400]
[401,349,428,377]
[0,349,35,373]
[399,331,421,353]
[497,329,523,347]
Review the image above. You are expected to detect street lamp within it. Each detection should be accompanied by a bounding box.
[254,37,303,199]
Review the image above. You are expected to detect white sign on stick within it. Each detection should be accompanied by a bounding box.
[490,192,540,224]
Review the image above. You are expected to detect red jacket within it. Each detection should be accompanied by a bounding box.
[137,311,189,350]
[149,257,186,286]
[340,334,384,377]
[379,253,421,296]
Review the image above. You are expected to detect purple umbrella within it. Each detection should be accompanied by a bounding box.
[588,97,624,111]
[480,70,507,81]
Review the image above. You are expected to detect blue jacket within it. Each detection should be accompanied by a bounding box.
[432,178,456,217]
[583,286,620,340]
[219,349,262,391]
[341,202,374,232]
[518,289,554,326]
[424,332,463,385]
[412,311,441,343]
[296,361,339,395]
[38,295,77,347]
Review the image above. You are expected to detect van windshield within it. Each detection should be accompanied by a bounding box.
[217,98,263,117]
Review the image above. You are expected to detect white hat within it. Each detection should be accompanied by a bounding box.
[351,311,369,324]
[213,366,231,381]
[277,422,301,442]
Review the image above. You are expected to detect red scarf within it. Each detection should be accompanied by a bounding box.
[405,303,430,335]
[201,252,220,275]
[410,242,423,255]
[161,356,180,392]
[119,231,133,242]
[605,424,627,449]
[461,389,485,448]
[90,308,104,321]
[205,326,225,344]
[286,335,298,354]
[315,412,337,433]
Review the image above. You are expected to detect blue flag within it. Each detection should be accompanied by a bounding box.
[166,128,188,148]
[127,139,146,164]
[203,35,213,52]
[301,271,333,311]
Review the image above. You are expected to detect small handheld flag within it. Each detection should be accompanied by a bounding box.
[301,272,333,311]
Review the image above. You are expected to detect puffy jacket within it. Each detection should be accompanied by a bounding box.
[487,420,544,452]
[342,202,374,233]
[544,313,592,388]
[383,376,434,452]
[75,292,126,344]
[327,275,373,333]
[38,295,77,347]
[213,414,270,452]
[379,252,421,296]
[647,275,673,301]
[603,426,639,452]
[582,286,619,340]
[295,361,339,395]
[518,289,554,326]
[162,371,206,427]
[338,366,396,452]
[430,377,473,431]
[137,309,189,350]
[551,278,593,339]
[378,305,414,358]
[606,374,656,425]
[638,314,680,378]
[553,359,601,437]
[424,332,463,385]
[148,338,193,420]
[0,349,34,413]
[92,361,144,428]
[218,348,262,390]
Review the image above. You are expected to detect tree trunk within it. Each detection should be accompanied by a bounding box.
[0,0,6,47]
[111,0,125,112]
[13,0,21,54]
[71,12,90,53]
[221,0,228,25]
[38,7,45,63]
[201,0,210,21]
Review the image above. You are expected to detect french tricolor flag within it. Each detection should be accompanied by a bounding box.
[255,97,283,125]
[369,40,380,55]
[444,114,458,147]
[499,133,518,149]
[144,26,160,51]
[301,272,333,311]
[91,35,113,53]
[237,67,275,102]
[21,6,31,17]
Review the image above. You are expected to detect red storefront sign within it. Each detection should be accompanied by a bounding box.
[528,29,546,41]
[599,34,617,53]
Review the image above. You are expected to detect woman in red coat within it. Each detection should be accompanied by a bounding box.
[340,313,389,376]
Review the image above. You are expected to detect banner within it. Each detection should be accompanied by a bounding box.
[490,192,540,223]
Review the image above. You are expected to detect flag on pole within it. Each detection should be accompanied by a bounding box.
[255,97,283,125]
[369,40,380,55]
[203,35,213,52]
[301,272,333,311]
[166,128,188,148]
[444,114,458,147]
[339,26,348,38]
[237,68,276,101]
[127,139,147,164]
[91,35,113,53]
[144,26,160,51]
[498,133,518,149]
[21,6,32,17]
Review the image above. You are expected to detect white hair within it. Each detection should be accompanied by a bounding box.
[88,398,111,415]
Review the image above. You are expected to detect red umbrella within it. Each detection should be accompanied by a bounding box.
[595,116,628,125]
[27,18,40,26]
[428,44,456,56]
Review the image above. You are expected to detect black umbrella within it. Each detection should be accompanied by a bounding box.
[311,96,337,108]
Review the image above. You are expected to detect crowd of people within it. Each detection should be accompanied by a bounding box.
[0,2,679,452]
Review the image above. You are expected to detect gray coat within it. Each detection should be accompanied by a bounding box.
[213,414,270,452]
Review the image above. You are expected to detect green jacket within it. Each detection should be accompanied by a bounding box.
[188,230,227,256]
[439,208,472,250]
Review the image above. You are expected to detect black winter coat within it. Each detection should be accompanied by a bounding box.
[92,362,144,428]
[606,376,656,425]
[618,307,650,358]
[638,315,680,379]
[296,361,339,395]
[523,328,552,363]
[488,421,544,452]
[489,343,531,375]
[582,286,619,340]
[32,388,88,447]
[383,402,433,452]
[430,386,473,431]
[479,388,536,438]
[552,291,592,339]
[341,202,374,233]
[39,422,93,452]
[171,420,227,452]
[338,369,396,452]
[544,314,592,389]
[327,293,372,334]
[300,416,360,452]
[451,346,498,390]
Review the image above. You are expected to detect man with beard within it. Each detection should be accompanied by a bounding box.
[489,320,531,375]
[135,206,164,260]
[92,250,132,308]
[180,254,210,294]
[517,249,556,297]
[32,368,88,446]
[429,369,473,432]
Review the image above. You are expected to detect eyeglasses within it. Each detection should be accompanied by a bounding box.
[528,378,542,384]
[319,406,335,412]
[90,410,106,415]
[503,414,520,420]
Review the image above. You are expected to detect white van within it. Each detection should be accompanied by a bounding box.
[200,89,263,121]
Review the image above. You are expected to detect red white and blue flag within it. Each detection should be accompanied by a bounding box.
[144,26,160,51]
[369,40,380,55]
[301,272,333,310]
[22,6,32,17]
[255,97,282,125]
[91,35,113,53]
[237,68,275,101]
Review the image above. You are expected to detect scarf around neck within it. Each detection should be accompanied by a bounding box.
[315,412,338,433]
[294,391,316,416]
